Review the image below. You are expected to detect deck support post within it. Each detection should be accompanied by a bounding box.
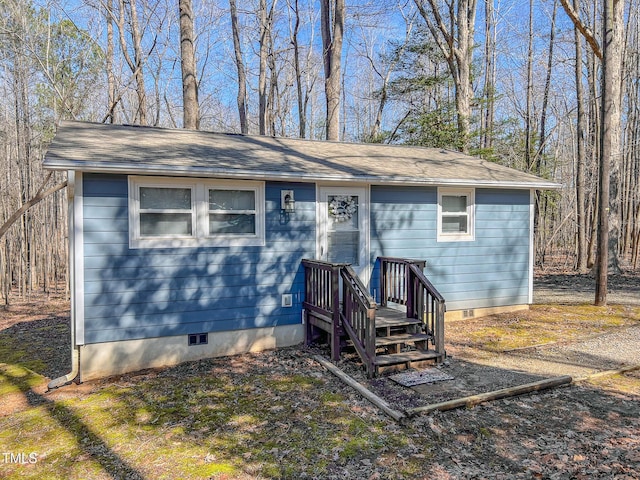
[434,301,445,356]
[330,264,341,361]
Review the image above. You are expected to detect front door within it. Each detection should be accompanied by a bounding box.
[318,186,369,281]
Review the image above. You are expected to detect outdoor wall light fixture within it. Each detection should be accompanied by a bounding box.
[281,190,295,213]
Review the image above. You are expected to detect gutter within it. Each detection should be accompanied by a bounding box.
[43,161,562,191]
[47,345,79,389]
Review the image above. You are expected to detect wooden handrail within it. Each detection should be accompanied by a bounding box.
[406,262,445,356]
[379,256,426,306]
[302,259,348,361]
[379,257,445,356]
[340,265,376,377]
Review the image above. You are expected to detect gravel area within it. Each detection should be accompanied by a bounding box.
[534,272,640,305]
[453,323,640,382]
[504,324,640,376]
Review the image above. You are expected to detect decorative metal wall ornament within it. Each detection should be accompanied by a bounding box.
[329,195,357,222]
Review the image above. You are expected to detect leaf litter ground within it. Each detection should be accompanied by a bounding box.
[1,276,640,479]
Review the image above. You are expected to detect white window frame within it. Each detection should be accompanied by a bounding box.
[129,176,265,249]
[136,180,197,240]
[437,187,475,242]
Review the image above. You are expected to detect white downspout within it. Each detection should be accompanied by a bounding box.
[48,171,80,390]
[528,188,535,305]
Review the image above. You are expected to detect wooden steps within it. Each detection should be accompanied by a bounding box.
[375,350,443,374]
[370,306,444,375]
[303,258,446,377]
[375,332,431,347]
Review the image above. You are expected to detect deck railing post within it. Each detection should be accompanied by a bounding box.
[435,300,445,355]
[405,264,414,318]
[380,258,387,307]
[330,264,341,361]
[366,306,376,375]
[304,267,311,345]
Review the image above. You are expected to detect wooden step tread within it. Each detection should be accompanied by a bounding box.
[375,350,442,367]
[375,318,422,329]
[375,312,421,329]
[375,333,431,347]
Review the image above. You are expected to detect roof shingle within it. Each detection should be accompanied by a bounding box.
[44,121,559,189]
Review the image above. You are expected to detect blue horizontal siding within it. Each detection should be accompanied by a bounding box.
[84,284,305,312]
[81,173,314,344]
[84,300,299,326]
[82,175,532,343]
[370,186,531,311]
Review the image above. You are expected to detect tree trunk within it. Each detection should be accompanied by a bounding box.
[586,36,600,269]
[536,0,558,172]
[320,0,345,141]
[229,0,248,134]
[288,0,306,138]
[525,0,534,171]
[105,0,117,123]
[258,0,269,135]
[117,0,147,125]
[481,0,496,151]
[128,0,147,125]
[454,0,475,153]
[561,0,623,304]
[573,0,588,273]
[179,0,199,130]
[595,0,623,305]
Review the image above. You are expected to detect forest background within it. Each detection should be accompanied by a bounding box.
[1,0,639,305]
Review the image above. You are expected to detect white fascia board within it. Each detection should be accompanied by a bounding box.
[44,161,561,191]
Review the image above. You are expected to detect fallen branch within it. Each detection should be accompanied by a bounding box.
[313,355,405,422]
[405,375,573,417]
[0,175,67,240]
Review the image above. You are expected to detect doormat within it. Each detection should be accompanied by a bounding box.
[389,368,455,387]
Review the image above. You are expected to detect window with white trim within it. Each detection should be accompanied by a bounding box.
[208,188,257,235]
[129,177,265,248]
[139,186,194,237]
[437,188,475,242]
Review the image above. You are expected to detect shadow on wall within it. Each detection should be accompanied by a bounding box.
[82,177,315,365]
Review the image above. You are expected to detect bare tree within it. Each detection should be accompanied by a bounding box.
[116,0,148,125]
[572,0,588,273]
[356,5,415,143]
[229,0,248,134]
[413,0,478,153]
[536,0,558,171]
[0,175,67,241]
[288,0,306,138]
[105,0,118,123]
[320,0,345,141]
[481,0,497,151]
[179,0,200,129]
[560,0,624,305]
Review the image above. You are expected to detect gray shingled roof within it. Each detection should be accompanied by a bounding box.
[44,121,559,189]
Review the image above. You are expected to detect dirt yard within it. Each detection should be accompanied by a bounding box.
[1,273,639,479]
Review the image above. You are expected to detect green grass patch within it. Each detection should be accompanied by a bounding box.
[0,363,412,479]
[0,363,46,395]
[448,304,640,352]
[584,372,640,396]
[0,335,48,373]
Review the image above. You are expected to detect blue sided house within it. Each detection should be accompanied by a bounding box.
[44,121,559,382]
